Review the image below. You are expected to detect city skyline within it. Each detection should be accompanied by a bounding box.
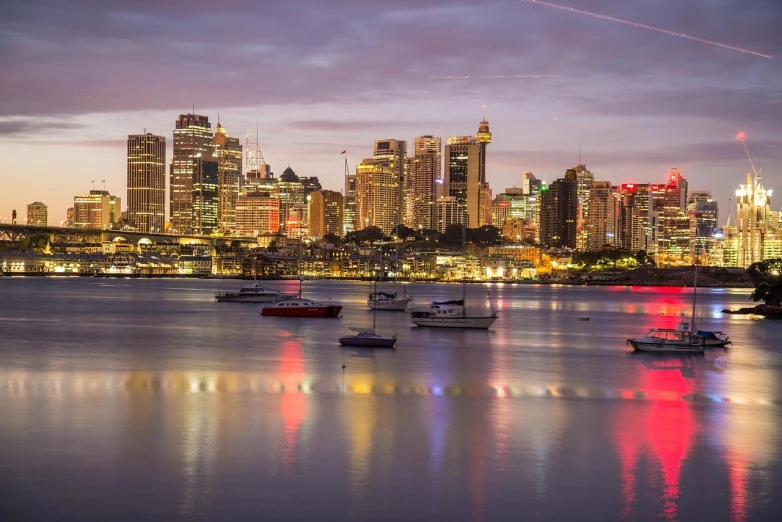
[1,0,781,223]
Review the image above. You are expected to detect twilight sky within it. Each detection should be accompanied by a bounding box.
[1,0,781,225]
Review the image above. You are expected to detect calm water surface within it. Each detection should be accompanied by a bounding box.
[1,278,781,521]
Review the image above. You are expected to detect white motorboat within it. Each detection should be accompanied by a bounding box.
[411,299,498,329]
[215,283,294,303]
[696,330,732,347]
[367,291,412,311]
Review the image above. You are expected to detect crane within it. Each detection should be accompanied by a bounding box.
[737,132,762,183]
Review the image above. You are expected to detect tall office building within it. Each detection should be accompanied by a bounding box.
[277,167,305,236]
[435,196,465,233]
[410,136,442,230]
[26,202,47,226]
[687,190,712,211]
[444,119,491,228]
[73,190,121,229]
[586,181,616,250]
[344,171,357,234]
[689,200,718,264]
[127,133,166,233]
[475,118,492,228]
[235,191,280,237]
[539,169,578,248]
[309,190,344,239]
[372,139,407,229]
[170,114,213,234]
[356,157,399,235]
[213,122,242,233]
[192,157,219,235]
[574,164,595,250]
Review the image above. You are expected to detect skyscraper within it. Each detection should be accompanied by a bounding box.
[573,164,594,251]
[735,174,773,267]
[356,157,399,235]
[170,114,213,234]
[475,119,491,229]
[277,167,305,236]
[372,139,407,229]
[344,171,357,234]
[309,190,344,239]
[213,122,242,233]
[587,181,616,250]
[689,200,718,265]
[539,169,578,248]
[235,191,280,237]
[192,156,219,235]
[444,136,478,227]
[410,136,442,230]
[127,133,166,233]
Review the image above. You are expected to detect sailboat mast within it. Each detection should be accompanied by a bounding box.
[374,247,380,332]
[298,237,303,298]
[691,264,698,331]
[462,225,467,317]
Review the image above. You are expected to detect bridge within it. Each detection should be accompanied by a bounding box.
[0,223,256,246]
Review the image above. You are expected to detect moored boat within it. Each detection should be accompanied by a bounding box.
[411,300,498,329]
[339,331,397,348]
[215,283,294,303]
[697,330,732,347]
[626,328,705,353]
[367,291,411,311]
[260,298,342,318]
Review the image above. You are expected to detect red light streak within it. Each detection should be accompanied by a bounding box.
[521,0,773,59]
[428,74,561,79]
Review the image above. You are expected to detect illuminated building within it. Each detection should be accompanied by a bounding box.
[300,176,322,197]
[213,122,242,233]
[276,167,305,236]
[170,114,213,234]
[410,135,441,230]
[491,200,511,228]
[539,169,577,248]
[444,119,491,228]
[617,183,650,253]
[344,172,357,234]
[735,174,773,267]
[371,139,407,230]
[66,207,74,226]
[689,200,718,265]
[309,190,343,239]
[73,190,121,229]
[286,203,308,239]
[687,190,712,211]
[192,156,219,235]
[656,169,690,264]
[587,181,616,250]
[435,196,464,233]
[356,157,399,235]
[26,202,47,226]
[475,118,492,228]
[127,133,166,233]
[574,164,595,250]
[235,191,279,236]
[522,172,543,195]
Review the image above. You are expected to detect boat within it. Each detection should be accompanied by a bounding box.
[626,265,706,353]
[342,249,397,347]
[411,226,498,329]
[260,238,342,318]
[367,246,412,311]
[215,283,294,303]
[367,291,412,311]
[696,330,732,347]
[261,298,343,317]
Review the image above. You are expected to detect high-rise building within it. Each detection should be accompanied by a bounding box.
[286,203,308,239]
[213,122,242,233]
[687,190,712,211]
[344,171,357,235]
[435,196,465,233]
[309,190,344,239]
[689,200,718,265]
[539,169,578,248]
[587,181,616,250]
[191,157,219,235]
[475,118,492,228]
[444,119,491,229]
[735,174,773,268]
[410,136,442,230]
[522,172,543,195]
[170,114,213,234]
[372,139,407,229]
[573,164,595,251]
[235,191,280,237]
[277,167,305,236]
[127,133,166,233]
[617,183,651,253]
[73,190,121,229]
[356,156,399,235]
[26,202,47,226]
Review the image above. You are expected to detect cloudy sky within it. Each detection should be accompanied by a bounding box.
[1,0,780,224]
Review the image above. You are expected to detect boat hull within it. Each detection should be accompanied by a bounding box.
[261,305,342,318]
[339,335,397,348]
[216,295,286,303]
[411,315,497,329]
[367,298,411,311]
[627,340,705,353]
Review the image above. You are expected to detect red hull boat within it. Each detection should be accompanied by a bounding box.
[260,298,342,318]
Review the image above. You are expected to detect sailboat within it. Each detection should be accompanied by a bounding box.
[410,227,498,329]
[261,238,343,318]
[626,265,705,353]
[340,249,397,347]
[367,244,411,311]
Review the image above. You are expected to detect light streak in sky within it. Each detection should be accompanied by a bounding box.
[520,0,773,59]
[429,74,562,79]
[73,89,107,107]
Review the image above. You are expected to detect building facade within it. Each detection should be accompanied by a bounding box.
[235,191,280,236]
[170,114,213,234]
[356,157,399,235]
[539,169,578,248]
[309,190,344,239]
[192,158,219,235]
[213,122,242,233]
[586,181,616,250]
[127,133,166,233]
[26,202,47,226]
[73,190,121,229]
[410,135,441,230]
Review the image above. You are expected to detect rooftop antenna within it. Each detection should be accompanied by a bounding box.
[579,144,582,165]
[102,179,106,191]
[91,179,95,191]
